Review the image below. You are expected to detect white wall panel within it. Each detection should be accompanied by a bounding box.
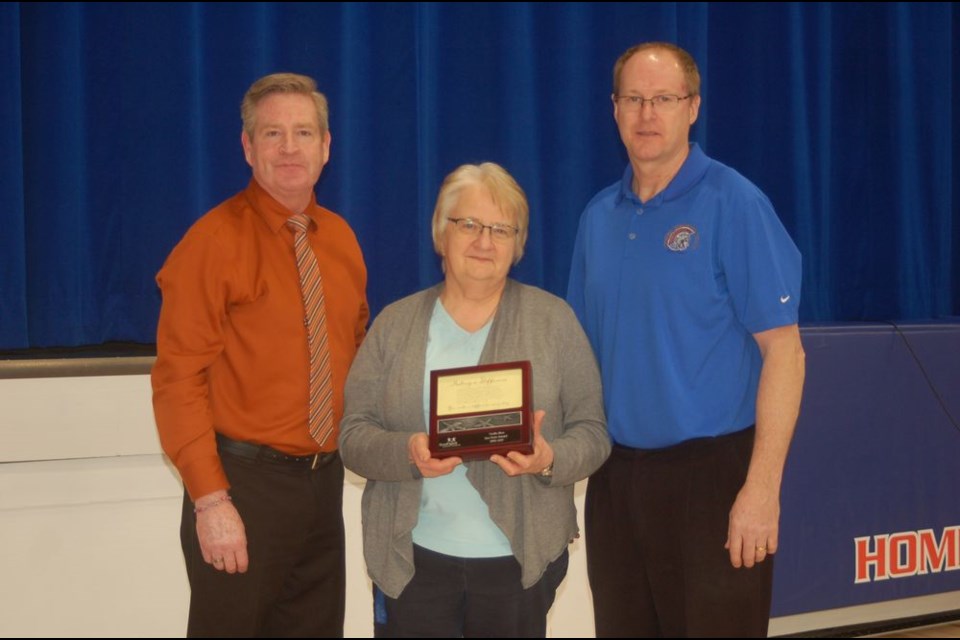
[0,375,160,462]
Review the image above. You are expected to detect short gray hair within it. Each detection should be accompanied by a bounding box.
[241,72,329,137]
[431,163,530,265]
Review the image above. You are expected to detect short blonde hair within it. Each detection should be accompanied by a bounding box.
[241,72,329,137]
[431,163,530,265]
[613,42,701,97]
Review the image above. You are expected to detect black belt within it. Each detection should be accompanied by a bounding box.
[612,425,755,459]
[215,433,337,470]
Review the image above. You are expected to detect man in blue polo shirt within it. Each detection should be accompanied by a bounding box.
[567,42,806,637]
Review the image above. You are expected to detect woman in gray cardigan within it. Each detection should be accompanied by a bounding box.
[340,162,610,638]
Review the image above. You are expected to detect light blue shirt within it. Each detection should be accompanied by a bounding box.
[412,299,513,557]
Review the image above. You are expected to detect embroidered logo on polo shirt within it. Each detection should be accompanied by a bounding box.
[664,224,698,252]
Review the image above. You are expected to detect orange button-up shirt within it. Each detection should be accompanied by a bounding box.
[152,179,368,499]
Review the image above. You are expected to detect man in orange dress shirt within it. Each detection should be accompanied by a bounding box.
[152,73,368,637]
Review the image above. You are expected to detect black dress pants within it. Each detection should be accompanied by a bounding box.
[586,427,773,638]
[180,447,345,638]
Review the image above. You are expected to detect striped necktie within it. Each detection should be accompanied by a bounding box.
[286,213,335,447]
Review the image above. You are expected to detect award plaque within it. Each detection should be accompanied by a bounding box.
[429,360,533,460]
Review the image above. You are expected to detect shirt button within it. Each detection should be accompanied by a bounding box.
[636,208,644,215]
[628,233,637,240]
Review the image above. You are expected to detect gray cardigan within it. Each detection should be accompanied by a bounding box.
[339,279,610,598]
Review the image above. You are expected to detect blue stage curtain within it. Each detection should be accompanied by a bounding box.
[1,2,957,348]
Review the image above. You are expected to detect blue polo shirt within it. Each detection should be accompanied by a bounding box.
[567,144,801,448]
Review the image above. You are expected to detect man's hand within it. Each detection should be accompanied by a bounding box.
[725,482,779,568]
[194,490,249,574]
[725,324,804,568]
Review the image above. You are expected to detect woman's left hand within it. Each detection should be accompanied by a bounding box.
[490,410,554,476]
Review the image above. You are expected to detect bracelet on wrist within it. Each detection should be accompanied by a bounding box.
[193,494,232,514]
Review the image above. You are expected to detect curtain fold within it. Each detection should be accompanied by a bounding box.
[1,2,957,349]
[0,3,27,347]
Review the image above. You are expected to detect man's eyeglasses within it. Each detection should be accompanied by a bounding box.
[447,217,519,242]
[613,94,693,112]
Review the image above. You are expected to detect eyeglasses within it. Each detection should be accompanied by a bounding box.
[447,217,519,242]
[613,94,692,112]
